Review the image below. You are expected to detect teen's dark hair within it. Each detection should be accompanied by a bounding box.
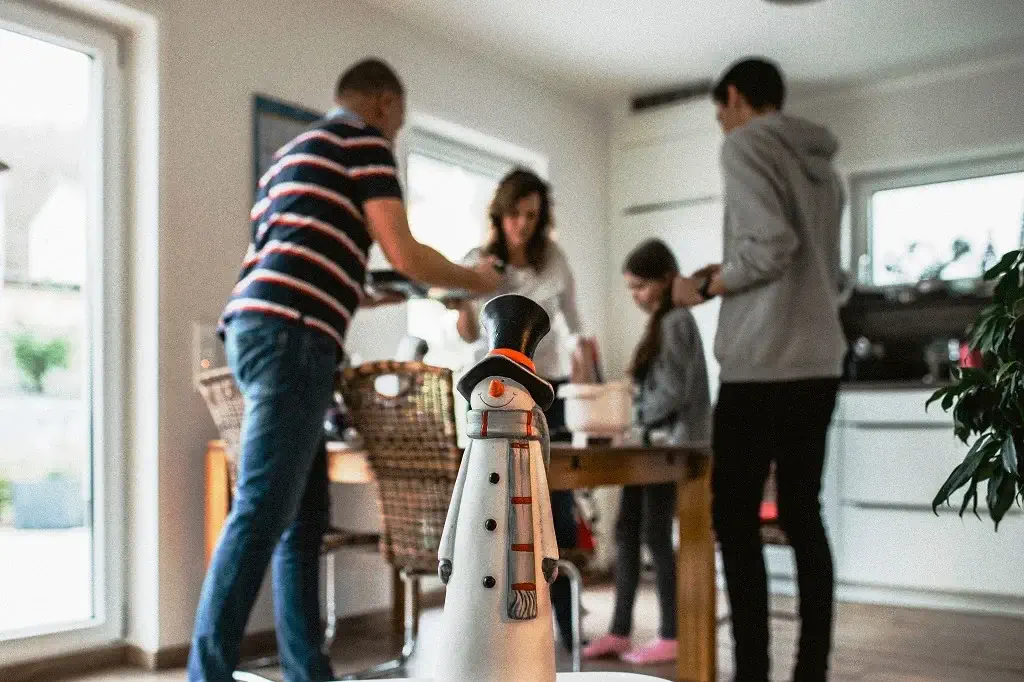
[335,58,404,98]
[484,168,553,271]
[712,57,785,111]
[623,239,679,382]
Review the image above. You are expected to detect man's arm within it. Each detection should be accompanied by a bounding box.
[364,198,500,294]
[716,134,799,293]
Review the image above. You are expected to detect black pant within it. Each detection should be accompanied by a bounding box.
[712,378,839,682]
[545,378,579,650]
[610,483,677,639]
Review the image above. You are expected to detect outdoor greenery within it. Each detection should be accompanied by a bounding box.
[11,330,69,393]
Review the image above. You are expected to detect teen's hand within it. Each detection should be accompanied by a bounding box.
[692,263,722,279]
[671,275,705,307]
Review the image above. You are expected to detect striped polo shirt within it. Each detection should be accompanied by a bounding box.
[219,108,402,349]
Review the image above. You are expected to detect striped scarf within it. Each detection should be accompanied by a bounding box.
[467,408,549,620]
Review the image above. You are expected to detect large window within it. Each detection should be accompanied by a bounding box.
[403,129,530,371]
[0,1,123,661]
[853,155,1024,286]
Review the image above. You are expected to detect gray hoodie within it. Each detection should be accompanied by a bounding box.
[715,113,847,383]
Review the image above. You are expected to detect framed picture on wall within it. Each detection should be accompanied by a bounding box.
[251,94,323,194]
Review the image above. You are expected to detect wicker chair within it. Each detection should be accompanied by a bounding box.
[334,360,461,679]
[195,366,379,679]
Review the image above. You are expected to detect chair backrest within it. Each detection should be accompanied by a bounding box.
[340,360,461,574]
[195,366,245,494]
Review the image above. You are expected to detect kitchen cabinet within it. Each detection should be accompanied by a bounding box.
[798,388,1024,614]
[610,98,723,215]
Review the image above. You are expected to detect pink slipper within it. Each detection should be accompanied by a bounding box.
[581,633,631,660]
[621,638,678,665]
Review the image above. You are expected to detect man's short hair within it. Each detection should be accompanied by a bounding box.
[335,58,404,98]
[712,58,785,111]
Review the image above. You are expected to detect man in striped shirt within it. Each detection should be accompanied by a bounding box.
[190,59,501,682]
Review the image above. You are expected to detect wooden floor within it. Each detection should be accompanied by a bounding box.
[69,585,1024,681]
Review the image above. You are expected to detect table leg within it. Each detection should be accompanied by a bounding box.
[676,461,716,682]
[206,443,230,568]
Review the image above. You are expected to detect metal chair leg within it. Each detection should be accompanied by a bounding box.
[336,570,419,680]
[324,551,338,652]
[557,559,583,673]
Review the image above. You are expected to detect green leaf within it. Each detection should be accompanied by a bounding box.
[985,249,1023,281]
[987,467,1005,512]
[926,387,948,411]
[997,275,1022,309]
[960,480,978,517]
[933,436,989,512]
[1004,438,1019,475]
[991,474,1017,530]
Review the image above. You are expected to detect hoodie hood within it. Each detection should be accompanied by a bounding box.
[743,113,838,182]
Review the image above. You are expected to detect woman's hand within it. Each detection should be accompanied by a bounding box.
[443,297,473,311]
[468,257,503,295]
[360,290,408,308]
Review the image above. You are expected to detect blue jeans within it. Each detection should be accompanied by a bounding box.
[189,313,338,682]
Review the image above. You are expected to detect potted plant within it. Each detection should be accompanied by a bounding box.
[929,248,1023,528]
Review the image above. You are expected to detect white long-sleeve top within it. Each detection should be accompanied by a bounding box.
[461,241,582,380]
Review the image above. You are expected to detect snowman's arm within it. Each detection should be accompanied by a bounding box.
[532,445,559,564]
[439,440,471,563]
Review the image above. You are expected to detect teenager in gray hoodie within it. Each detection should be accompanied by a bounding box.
[674,58,846,681]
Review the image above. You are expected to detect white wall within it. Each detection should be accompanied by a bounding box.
[790,52,1024,180]
[84,0,610,652]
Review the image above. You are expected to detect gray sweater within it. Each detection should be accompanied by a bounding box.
[715,113,847,383]
[635,307,711,445]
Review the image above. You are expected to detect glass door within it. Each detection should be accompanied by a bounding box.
[0,1,123,661]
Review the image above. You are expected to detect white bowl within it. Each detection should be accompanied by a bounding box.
[557,382,632,435]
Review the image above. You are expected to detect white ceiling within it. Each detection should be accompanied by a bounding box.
[362,0,1024,101]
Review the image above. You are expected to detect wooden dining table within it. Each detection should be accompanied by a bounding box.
[205,440,716,682]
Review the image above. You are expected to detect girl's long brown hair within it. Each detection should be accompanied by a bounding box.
[484,168,552,271]
[623,239,679,382]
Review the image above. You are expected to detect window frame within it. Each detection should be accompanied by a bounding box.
[851,152,1024,285]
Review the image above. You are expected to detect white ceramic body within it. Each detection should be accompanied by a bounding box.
[434,436,556,682]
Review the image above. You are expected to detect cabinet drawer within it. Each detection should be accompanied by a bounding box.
[837,389,947,425]
[839,508,1024,597]
[840,424,970,507]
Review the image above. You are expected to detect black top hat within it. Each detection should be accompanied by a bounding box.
[457,294,554,409]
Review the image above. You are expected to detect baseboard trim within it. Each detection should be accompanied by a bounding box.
[768,576,1024,619]
[1,644,127,682]
[125,628,280,671]
[2,587,452,680]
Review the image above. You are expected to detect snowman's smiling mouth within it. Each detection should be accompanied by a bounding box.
[478,392,515,409]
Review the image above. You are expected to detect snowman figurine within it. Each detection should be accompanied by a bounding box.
[435,294,559,682]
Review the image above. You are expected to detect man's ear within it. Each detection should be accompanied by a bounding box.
[727,83,743,110]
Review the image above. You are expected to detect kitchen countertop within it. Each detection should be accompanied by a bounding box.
[841,379,949,392]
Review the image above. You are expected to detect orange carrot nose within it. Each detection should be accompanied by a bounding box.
[488,379,505,398]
